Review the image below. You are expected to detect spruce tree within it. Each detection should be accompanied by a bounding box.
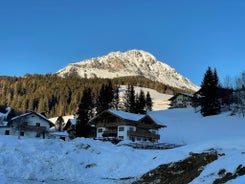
[96,80,114,114]
[135,89,146,114]
[123,84,136,113]
[75,88,93,137]
[55,116,64,131]
[111,84,120,110]
[200,67,221,116]
[145,91,153,112]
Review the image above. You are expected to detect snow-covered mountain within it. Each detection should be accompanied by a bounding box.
[57,50,199,91]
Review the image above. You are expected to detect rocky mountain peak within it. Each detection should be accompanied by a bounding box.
[56,49,199,91]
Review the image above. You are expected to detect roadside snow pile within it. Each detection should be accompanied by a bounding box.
[0,108,245,183]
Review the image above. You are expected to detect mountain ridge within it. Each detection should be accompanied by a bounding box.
[57,49,199,91]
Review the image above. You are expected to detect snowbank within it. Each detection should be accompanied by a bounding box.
[1,108,245,183]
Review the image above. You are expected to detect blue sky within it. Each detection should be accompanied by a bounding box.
[0,0,245,86]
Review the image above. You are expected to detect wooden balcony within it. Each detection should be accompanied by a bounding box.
[102,129,117,137]
[21,125,46,132]
[127,130,160,140]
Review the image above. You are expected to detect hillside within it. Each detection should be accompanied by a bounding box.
[57,50,199,91]
[0,74,178,117]
[1,109,245,183]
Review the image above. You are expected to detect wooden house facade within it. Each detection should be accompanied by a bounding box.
[169,93,196,108]
[89,109,166,143]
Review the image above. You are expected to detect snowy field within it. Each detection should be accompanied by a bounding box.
[1,108,245,183]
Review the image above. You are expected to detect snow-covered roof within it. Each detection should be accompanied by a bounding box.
[49,115,74,124]
[68,119,76,125]
[0,107,11,126]
[108,109,144,121]
[89,109,164,128]
[10,111,54,126]
[169,92,195,100]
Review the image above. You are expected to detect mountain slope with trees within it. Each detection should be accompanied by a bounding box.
[0,74,191,118]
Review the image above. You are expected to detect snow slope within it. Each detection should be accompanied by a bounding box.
[56,50,199,91]
[1,109,245,183]
[119,85,172,110]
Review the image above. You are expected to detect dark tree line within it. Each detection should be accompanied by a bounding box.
[0,74,189,118]
[199,67,221,116]
[123,84,153,114]
[198,67,239,117]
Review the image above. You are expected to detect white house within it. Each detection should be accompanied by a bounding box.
[7,111,54,139]
[169,92,196,108]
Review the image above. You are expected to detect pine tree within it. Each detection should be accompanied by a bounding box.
[96,80,114,114]
[135,89,146,114]
[123,84,136,113]
[111,84,120,110]
[145,91,153,112]
[55,116,64,131]
[200,67,221,116]
[75,88,93,137]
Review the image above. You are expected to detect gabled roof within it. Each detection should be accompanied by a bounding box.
[169,92,195,101]
[89,109,166,129]
[139,115,166,128]
[9,111,54,127]
[108,109,145,121]
[88,109,144,124]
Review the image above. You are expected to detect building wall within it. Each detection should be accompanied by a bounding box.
[7,113,52,139]
[0,127,11,136]
[117,125,136,140]
[23,114,51,129]
[96,127,107,139]
[172,94,193,108]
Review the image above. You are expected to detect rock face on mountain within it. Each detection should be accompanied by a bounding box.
[57,50,199,91]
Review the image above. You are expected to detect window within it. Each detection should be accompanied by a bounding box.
[60,137,66,141]
[20,131,24,136]
[118,127,124,131]
[137,137,141,141]
[98,128,103,133]
[129,127,134,131]
[130,136,135,142]
[36,123,40,127]
[5,130,10,135]
[118,136,124,140]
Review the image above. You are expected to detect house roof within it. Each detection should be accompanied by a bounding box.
[88,109,144,123]
[9,111,54,127]
[89,109,166,129]
[169,92,195,101]
[49,115,75,124]
[0,107,11,126]
[108,109,145,121]
[68,119,76,125]
[139,115,166,128]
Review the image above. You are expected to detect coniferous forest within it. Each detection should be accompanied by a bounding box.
[0,74,192,118]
